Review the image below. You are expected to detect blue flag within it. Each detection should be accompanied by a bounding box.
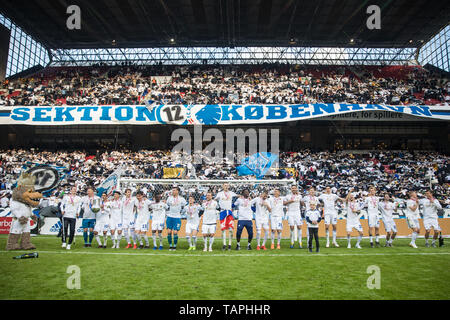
[96,167,123,197]
[236,152,278,179]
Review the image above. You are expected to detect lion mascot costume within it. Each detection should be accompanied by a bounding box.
[6,172,43,250]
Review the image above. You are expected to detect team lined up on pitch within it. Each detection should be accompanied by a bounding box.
[45,183,444,253]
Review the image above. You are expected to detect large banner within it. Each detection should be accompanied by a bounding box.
[163,167,185,179]
[0,104,449,126]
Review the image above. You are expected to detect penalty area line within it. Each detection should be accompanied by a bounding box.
[0,250,449,257]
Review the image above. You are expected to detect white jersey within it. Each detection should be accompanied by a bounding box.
[378,201,395,220]
[61,195,82,219]
[122,196,136,219]
[166,196,187,218]
[234,198,253,220]
[269,196,284,218]
[135,198,152,222]
[81,195,101,219]
[202,200,218,224]
[420,198,442,220]
[284,193,302,215]
[184,204,202,225]
[302,194,319,208]
[346,201,361,223]
[405,199,420,220]
[96,200,110,223]
[365,196,380,215]
[251,197,271,222]
[150,201,167,222]
[109,199,123,220]
[319,193,339,214]
[215,191,236,211]
[305,209,322,228]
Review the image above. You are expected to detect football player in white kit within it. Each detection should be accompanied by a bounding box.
[364,186,381,247]
[420,191,443,247]
[109,191,123,248]
[184,195,201,251]
[122,188,137,249]
[318,187,343,248]
[215,183,237,250]
[150,193,168,250]
[201,192,219,252]
[94,192,111,248]
[269,188,284,250]
[405,191,421,248]
[378,193,398,247]
[166,187,187,251]
[345,192,363,249]
[250,190,271,250]
[134,191,152,249]
[283,185,303,249]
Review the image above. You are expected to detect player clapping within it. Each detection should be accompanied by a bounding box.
[378,193,398,247]
[405,191,421,248]
[250,190,271,250]
[94,192,110,248]
[201,192,219,252]
[345,192,363,249]
[122,188,137,249]
[283,185,303,249]
[184,196,201,251]
[269,189,284,250]
[134,191,152,249]
[420,191,443,247]
[109,191,123,248]
[364,186,381,247]
[318,187,343,248]
[150,193,168,250]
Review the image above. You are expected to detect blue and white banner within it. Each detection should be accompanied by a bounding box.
[236,152,279,179]
[0,104,449,126]
[96,167,123,197]
[16,163,69,197]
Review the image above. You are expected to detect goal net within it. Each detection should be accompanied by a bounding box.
[118,178,296,205]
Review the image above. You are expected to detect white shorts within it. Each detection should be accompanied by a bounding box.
[368,214,380,228]
[324,213,338,225]
[270,216,283,230]
[202,223,216,235]
[109,217,123,230]
[135,219,149,232]
[346,221,363,233]
[94,219,110,233]
[122,218,135,230]
[287,215,303,227]
[423,218,441,231]
[255,219,270,231]
[151,219,165,231]
[185,222,199,234]
[407,217,420,229]
[382,218,397,233]
[9,219,30,234]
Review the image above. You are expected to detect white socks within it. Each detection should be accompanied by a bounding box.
[96,235,102,245]
[277,232,281,245]
[326,229,330,242]
[153,234,157,247]
[186,235,191,247]
[297,228,302,243]
[356,235,362,245]
[257,231,261,246]
[411,232,417,244]
[209,237,214,249]
[192,236,197,247]
[290,230,295,244]
[333,230,337,243]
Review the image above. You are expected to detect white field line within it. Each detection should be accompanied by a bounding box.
[1,250,449,258]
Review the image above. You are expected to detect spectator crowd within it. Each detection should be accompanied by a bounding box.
[0,64,449,107]
[0,148,449,208]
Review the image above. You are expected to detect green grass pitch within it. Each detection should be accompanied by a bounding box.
[0,235,449,300]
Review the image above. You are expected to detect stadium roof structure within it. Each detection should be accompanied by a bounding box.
[0,0,449,68]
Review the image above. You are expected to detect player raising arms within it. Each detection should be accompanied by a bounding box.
[269,188,284,250]
[109,191,123,249]
[233,189,254,250]
[378,193,398,247]
[215,183,237,250]
[405,191,421,248]
[345,192,363,249]
[150,193,168,250]
[166,187,187,251]
[250,190,271,250]
[201,192,219,252]
[94,192,110,248]
[122,188,137,249]
[184,195,201,251]
[319,187,343,248]
[364,186,381,247]
[80,187,100,247]
[420,190,443,247]
[134,191,152,249]
[283,185,303,249]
